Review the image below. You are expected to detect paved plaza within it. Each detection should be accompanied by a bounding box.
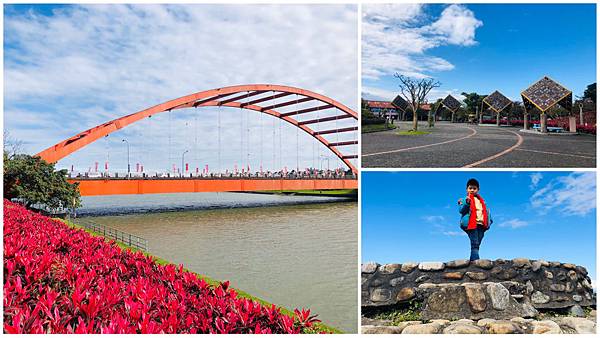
[362,122,596,168]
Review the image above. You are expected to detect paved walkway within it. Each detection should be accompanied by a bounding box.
[362,122,596,168]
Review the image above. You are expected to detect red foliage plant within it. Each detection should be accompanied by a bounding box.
[3,200,323,334]
[479,119,596,134]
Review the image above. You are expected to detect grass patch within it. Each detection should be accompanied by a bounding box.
[362,123,397,133]
[363,300,423,325]
[58,218,341,333]
[537,306,595,320]
[397,130,431,136]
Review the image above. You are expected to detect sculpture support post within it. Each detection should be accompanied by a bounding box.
[524,113,529,130]
[540,113,547,133]
[496,112,500,126]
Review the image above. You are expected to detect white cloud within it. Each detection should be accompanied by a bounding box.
[442,231,466,237]
[422,215,466,236]
[529,172,543,190]
[4,4,358,173]
[362,4,482,80]
[530,172,596,217]
[422,215,445,222]
[361,86,399,101]
[498,218,529,229]
[427,5,483,46]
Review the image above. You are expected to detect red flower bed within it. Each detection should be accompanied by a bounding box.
[3,200,322,334]
[480,119,596,134]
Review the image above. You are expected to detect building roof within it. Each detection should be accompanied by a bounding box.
[483,90,512,113]
[391,95,409,111]
[365,100,396,109]
[441,95,461,112]
[365,99,432,111]
[521,76,572,112]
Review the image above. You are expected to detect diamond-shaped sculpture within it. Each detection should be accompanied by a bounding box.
[391,95,409,111]
[441,95,461,112]
[483,90,512,113]
[521,76,572,113]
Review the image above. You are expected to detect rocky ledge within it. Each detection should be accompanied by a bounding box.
[362,258,595,321]
[361,315,596,334]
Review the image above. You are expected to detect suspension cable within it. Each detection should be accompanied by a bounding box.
[279,116,282,173]
[272,97,276,173]
[105,134,110,176]
[260,95,263,175]
[317,104,321,171]
[295,94,299,173]
[246,91,250,174]
[194,110,198,172]
[240,95,244,175]
[218,104,221,176]
[168,109,172,174]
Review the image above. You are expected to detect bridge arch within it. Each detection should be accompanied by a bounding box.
[36,84,358,173]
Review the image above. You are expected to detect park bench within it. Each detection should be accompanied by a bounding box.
[532,124,564,133]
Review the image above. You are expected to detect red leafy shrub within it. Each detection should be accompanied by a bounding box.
[3,200,323,334]
[480,118,596,134]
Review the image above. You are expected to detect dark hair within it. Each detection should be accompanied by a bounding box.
[466,178,479,188]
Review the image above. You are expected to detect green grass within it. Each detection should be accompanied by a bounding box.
[362,123,397,133]
[364,300,423,325]
[397,130,431,136]
[57,218,341,333]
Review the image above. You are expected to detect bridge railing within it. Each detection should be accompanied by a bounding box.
[75,219,148,251]
[68,173,358,180]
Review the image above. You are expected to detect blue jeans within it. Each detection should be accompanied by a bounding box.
[467,225,485,261]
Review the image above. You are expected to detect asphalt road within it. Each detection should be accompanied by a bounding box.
[362,122,596,168]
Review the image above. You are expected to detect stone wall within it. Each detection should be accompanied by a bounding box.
[362,258,595,320]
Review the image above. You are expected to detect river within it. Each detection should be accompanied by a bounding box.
[77,193,357,333]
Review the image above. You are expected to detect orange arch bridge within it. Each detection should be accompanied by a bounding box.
[36,84,358,174]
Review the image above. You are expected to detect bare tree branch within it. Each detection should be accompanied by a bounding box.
[394,73,441,131]
[3,131,24,159]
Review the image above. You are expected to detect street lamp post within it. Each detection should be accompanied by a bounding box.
[181,150,189,177]
[579,103,584,125]
[122,139,130,177]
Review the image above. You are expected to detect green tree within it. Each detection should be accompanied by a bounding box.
[4,153,81,210]
[583,83,596,103]
[461,92,487,115]
[429,98,443,127]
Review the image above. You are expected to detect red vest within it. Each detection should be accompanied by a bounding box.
[467,194,489,230]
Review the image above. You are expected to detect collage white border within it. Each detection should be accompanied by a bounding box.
[0,0,598,335]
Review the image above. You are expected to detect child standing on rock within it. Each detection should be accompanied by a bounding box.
[458,178,493,261]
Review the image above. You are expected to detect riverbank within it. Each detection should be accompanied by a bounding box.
[60,217,341,333]
[251,189,358,199]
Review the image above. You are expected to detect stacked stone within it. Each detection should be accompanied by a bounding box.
[362,315,596,334]
[362,258,595,320]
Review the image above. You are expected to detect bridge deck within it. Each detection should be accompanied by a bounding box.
[68,178,358,196]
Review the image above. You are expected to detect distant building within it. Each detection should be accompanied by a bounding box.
[364,100,401,119]
[364,100,431,121]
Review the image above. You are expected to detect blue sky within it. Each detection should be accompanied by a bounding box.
[362,3,596,102]
[362,171,596,283]
[3,4,357,173]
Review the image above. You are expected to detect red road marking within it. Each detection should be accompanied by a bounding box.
[463,129,523,168]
